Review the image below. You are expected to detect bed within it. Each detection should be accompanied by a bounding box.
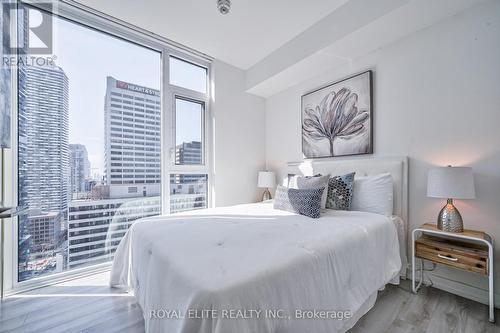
[110,157,408,333]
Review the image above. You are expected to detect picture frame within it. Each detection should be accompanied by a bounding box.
[301,70,373,159]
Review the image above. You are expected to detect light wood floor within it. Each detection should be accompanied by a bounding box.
[0,272,498,333]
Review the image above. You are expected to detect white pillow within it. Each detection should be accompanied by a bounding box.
[351,173,393,216]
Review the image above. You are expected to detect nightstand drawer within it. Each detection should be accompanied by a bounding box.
[412,224,495,323]
[415,235,488,275]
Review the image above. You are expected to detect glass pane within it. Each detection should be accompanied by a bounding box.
[169,57,207,93]
[0,3,12,149]
[17,6,161,281]
[175,98,203,165]
[170,174,208,213]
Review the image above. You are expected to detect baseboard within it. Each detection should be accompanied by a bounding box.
[407,268,500,309]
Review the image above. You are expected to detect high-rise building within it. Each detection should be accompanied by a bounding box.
[66,77,162,269]
[174,141,203,185]
[18,64,69,280]
[175,141,202,165]
[26,211,62,252]
[69,144,91,197]
[18,64,70,213]
[104,76,161,199]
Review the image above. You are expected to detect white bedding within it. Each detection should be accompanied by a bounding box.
[110,202,401,333]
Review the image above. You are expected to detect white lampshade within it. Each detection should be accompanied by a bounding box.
[427,166,475,199]
[258,171,276,188]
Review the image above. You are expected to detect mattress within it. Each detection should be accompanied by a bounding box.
[110,202,402,333]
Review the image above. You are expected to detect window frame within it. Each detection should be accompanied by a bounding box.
[169,55,209,94]
[166,52,212,214]
[173,96,206,166]
[2,0,213,294]
[172,94,206,165]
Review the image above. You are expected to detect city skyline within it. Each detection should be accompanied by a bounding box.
[16,11,208,281]
[53,15,161,176]
[18,63,206,277]
[53,16,205,177]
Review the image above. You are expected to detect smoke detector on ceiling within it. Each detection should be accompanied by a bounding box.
[217,0,231,15]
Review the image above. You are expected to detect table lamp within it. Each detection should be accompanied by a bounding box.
[427,166,475,232]
[258,171,275,201]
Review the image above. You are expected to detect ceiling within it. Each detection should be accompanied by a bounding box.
[75,0,487,97]
[75,0,349,69]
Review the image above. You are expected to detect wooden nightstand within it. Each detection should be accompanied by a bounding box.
[412,223,495,323]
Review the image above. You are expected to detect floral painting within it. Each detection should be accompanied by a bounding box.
[302,71,372,158]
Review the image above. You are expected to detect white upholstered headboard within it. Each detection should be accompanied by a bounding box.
[286,157,408,222]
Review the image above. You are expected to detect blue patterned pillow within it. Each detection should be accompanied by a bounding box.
[273,185,324,218]
[326,172,355,210]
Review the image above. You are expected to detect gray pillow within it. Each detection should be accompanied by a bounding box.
[286,174,330,208]
[273,185,324,218]
[284,173,321,188]
[326,172,355,210]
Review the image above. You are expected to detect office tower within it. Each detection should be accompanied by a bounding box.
[173,141,203,185]
[69,144,91,197]
[175,141,202,165]
[103,76,161,199]
[66,77,162,269]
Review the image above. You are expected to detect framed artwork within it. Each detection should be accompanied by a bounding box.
[301,70,372,158]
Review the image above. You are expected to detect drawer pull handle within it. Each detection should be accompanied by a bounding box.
[438,254,458,262]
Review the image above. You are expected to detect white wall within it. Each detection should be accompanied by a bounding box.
[212,60,266,206]
[265,0,500,305]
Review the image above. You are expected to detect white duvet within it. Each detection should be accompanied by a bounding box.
[110,202,401,333]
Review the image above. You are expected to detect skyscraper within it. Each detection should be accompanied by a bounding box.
[103,76,161,199]
[65,77,162,269]
[69,144,91,197]
[18,64,70,213]
[18,64,69,279]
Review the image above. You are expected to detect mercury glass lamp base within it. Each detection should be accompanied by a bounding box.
[437,198,464,233]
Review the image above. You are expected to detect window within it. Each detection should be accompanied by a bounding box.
[5,2,211,290]
[175,98,204,165]
[16,5,162,282]
[168,56,210,214]
[170,174,208,213]
[169,56,208,93]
